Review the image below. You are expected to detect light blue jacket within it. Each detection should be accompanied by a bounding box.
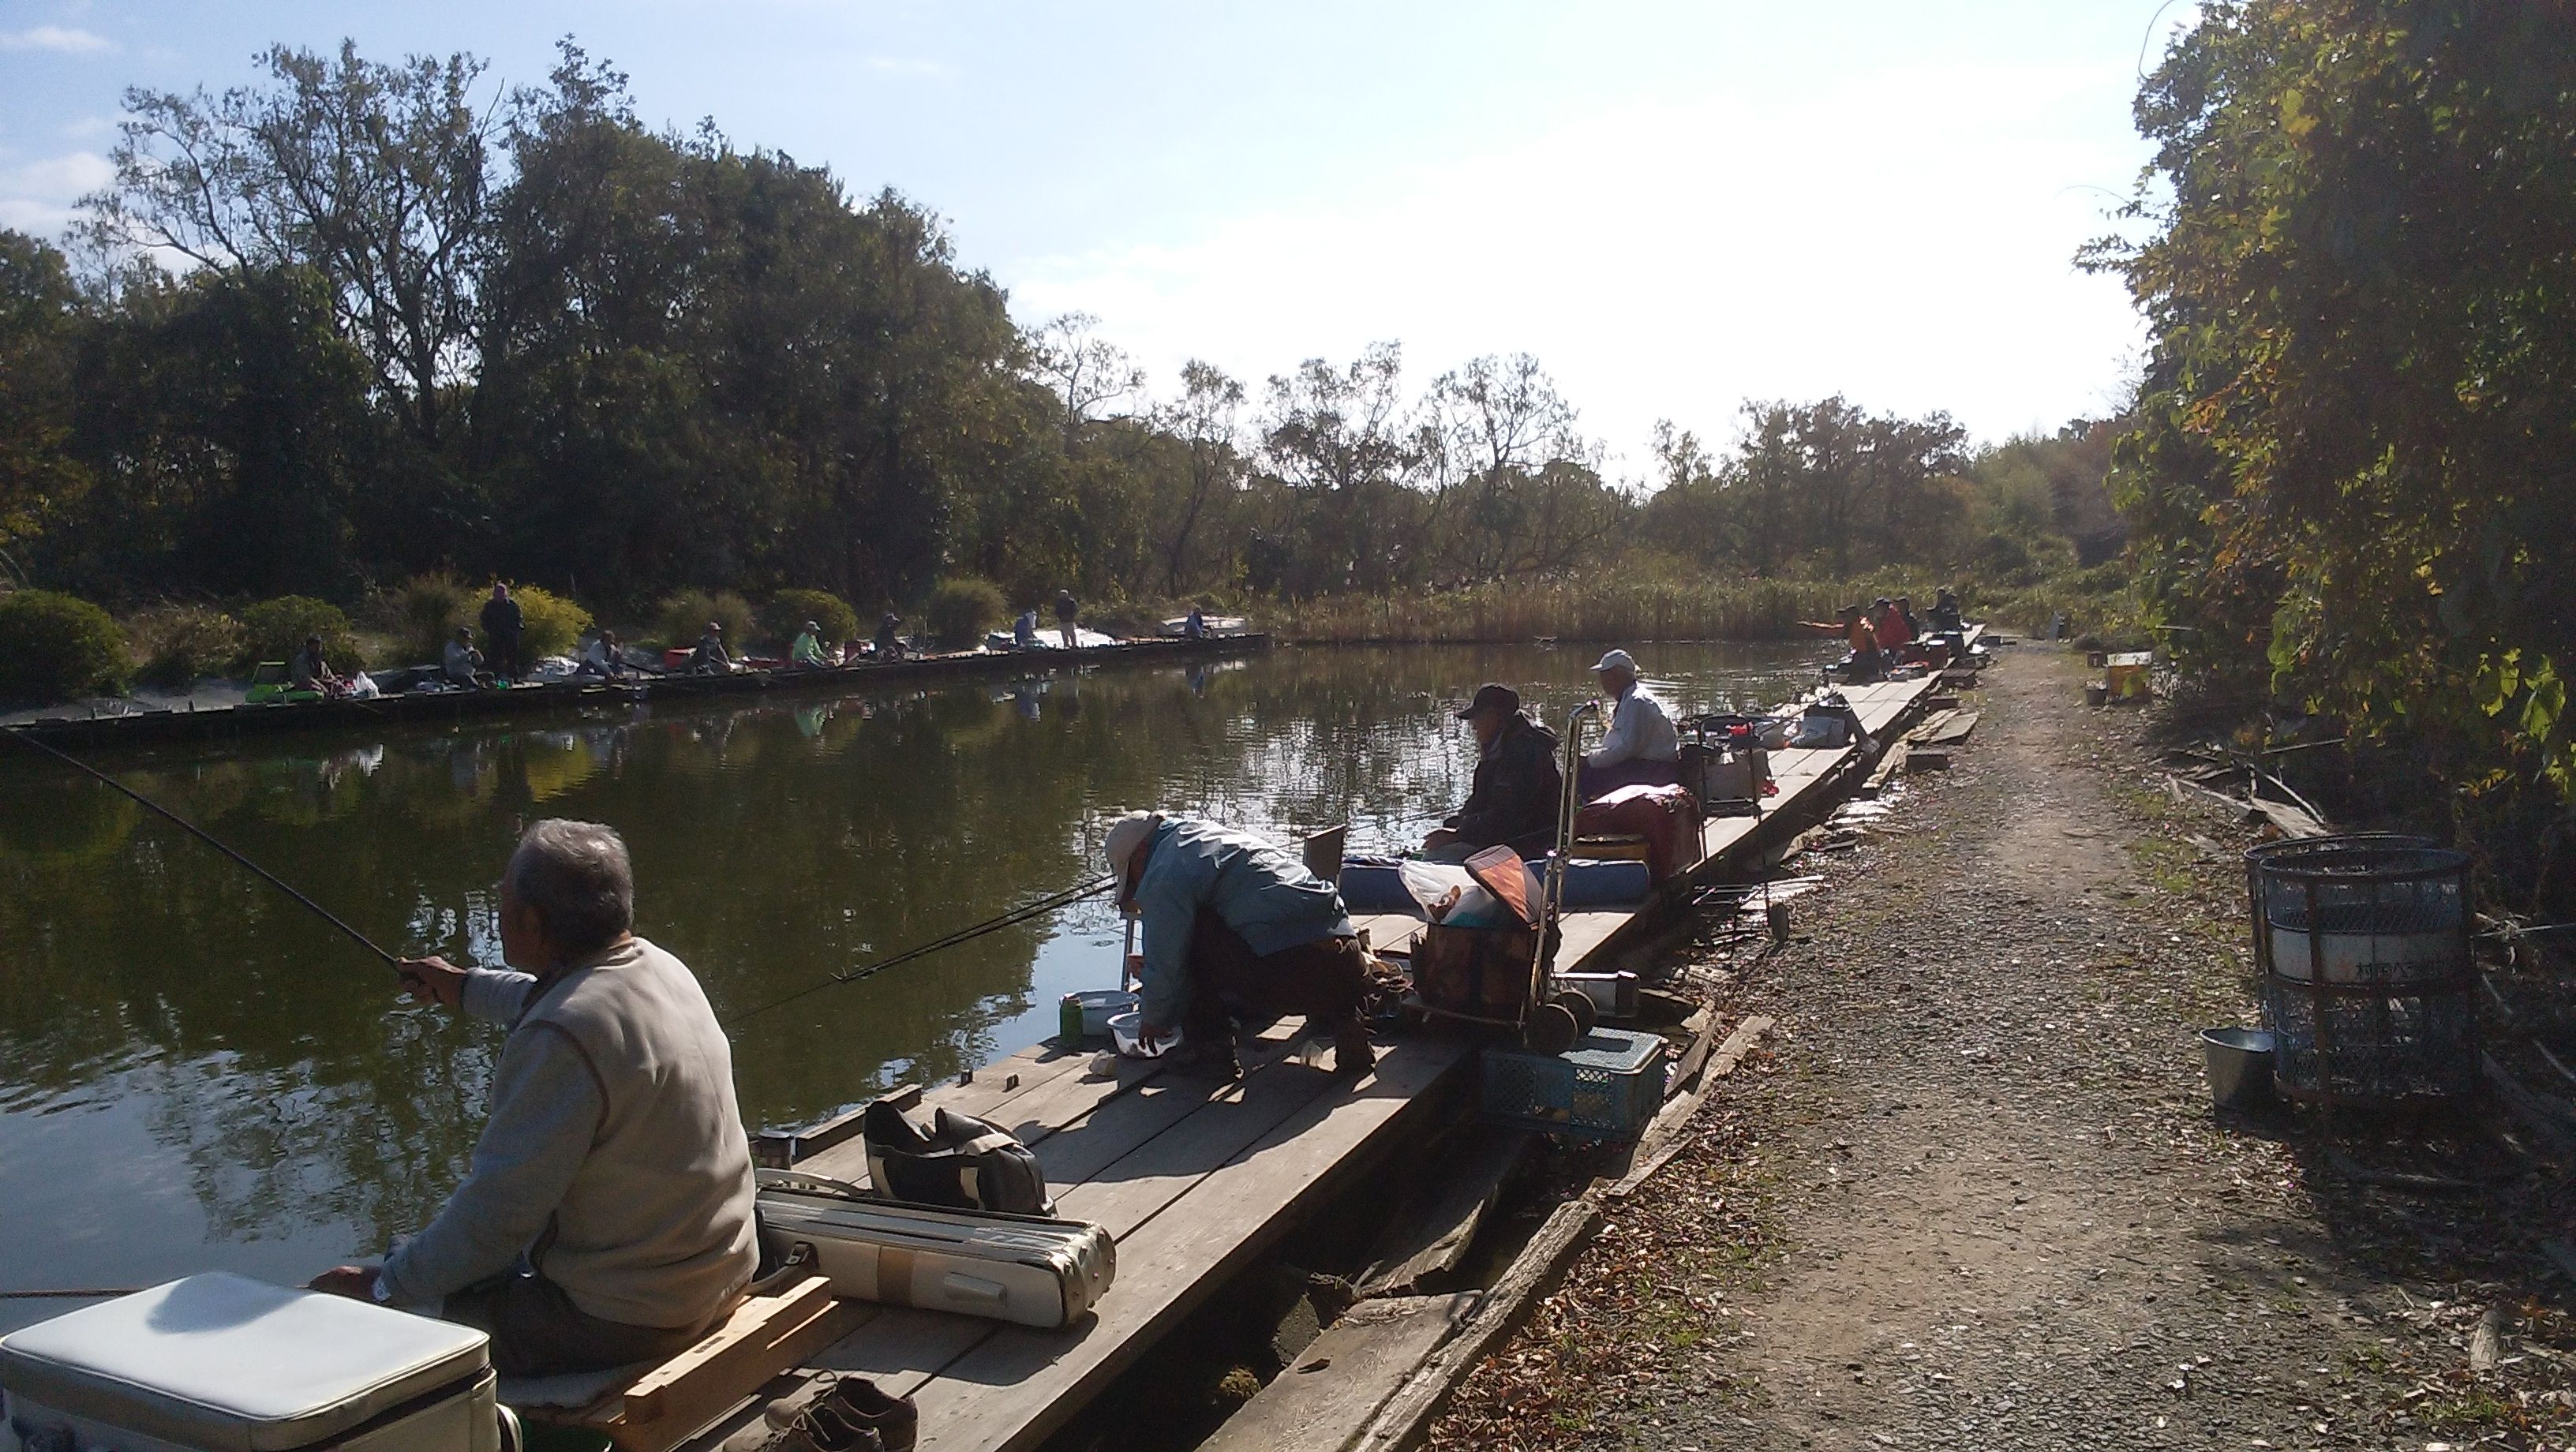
[1132,818,1354,1028]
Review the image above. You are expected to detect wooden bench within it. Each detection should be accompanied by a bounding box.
[526,1274,857,1452]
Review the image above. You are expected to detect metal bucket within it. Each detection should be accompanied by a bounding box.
[2201,1026,2277,1109]
[2083,683,2108,707]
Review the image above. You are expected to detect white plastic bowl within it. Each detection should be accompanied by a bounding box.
[1107,1010,1181,1060]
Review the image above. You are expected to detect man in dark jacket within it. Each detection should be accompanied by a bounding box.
[480,583,525,683]
[1421,683,1563,862]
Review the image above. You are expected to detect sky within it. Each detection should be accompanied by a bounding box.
[0,1,2191,474]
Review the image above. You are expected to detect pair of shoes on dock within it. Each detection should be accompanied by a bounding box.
[772,1375,917,1452]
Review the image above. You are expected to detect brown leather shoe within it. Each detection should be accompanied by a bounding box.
[820,1375,918,1452]
[773,1402,882,1452]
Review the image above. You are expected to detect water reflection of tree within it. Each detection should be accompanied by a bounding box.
[0,643,1826,1269]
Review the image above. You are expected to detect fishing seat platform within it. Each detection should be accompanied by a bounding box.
[511,1274,852,1452]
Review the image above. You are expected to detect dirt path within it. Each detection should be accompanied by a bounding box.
[1430,646,2576,1451]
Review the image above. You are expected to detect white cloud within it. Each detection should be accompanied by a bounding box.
[1002,58,2150,461]
[0,25,114,54]
[0,150,112,236]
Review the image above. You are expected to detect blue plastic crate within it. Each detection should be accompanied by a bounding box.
[1480,1027,1668,1141]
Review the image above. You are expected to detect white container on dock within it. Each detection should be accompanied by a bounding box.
[0,1274,496,1452]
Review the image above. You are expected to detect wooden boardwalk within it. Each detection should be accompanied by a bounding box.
[725,661,1964,1452]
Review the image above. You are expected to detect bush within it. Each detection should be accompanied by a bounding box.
[764,588,859,649]
[926,576,1007,648]
[376,573,478,664]
[654,589,756,649]
[513,585,592,660]
[238,596,364,672]
[129,604,245,689]
[0,590,130,704]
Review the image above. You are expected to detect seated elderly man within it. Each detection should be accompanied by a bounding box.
[1578,649,1680,799]
[310,820,758,1375]
[1105,812,1374,1081]
[1421,683,1562,863]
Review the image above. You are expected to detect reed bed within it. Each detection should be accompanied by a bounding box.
[1279,577,1929,644]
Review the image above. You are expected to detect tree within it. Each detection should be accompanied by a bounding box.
[2095,0,2576,849]
[1155,360,1245,595]
[1028,312,1144,452]
[0,232,88,571]
[1258,343,1435,596]
[1425,353,1583,581]
[84,42,513,447]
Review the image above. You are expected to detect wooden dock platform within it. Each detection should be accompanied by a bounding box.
[717,657,1974,1452]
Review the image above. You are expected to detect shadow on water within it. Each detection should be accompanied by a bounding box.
[0,642,1825,1315]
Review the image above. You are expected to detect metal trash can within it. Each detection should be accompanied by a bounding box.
[2248,835,2475,1107]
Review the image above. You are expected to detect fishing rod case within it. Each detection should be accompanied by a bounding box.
[0,1273,499,1452]
[861,1102,1053,1215]
[754,1171,1115,1330]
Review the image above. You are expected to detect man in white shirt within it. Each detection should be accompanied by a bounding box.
[1580,648,1681,799]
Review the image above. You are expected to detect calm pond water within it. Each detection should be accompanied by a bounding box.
[0,642,1827,1325]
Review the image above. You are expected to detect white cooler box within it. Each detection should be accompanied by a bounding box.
[0,1274,497,1452]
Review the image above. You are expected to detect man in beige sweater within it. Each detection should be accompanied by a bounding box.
[311,820,758,1375]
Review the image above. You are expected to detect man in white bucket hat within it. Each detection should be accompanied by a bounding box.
[1103,810,1373,1080]
[1580,648,1679,798]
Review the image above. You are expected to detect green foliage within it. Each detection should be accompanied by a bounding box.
[511,585,591,659]
[653,589,754,649]
[376,574,479,664]
[237,596,362,671]
[0,589,129,703]
[764,589,858,649]
[926,576,1006,647]
[2095,0,2576,822]
[128,603,245,689]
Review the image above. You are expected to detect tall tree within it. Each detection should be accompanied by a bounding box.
[84,42,511,447]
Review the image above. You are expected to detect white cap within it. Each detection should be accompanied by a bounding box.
[1591,649,1637,675]
[1103,812,1161,878]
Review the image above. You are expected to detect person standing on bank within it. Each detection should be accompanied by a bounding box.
[1054,589,1080,649]
[1103,812,1375,1080]
[1579,649,1680,798]
[309,820,759,1376]
[480,583,525,684]
[1421,683,1562,862]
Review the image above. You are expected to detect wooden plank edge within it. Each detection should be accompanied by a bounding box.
[1353,1196,1605,1452]
[1606,1016,1770,1202]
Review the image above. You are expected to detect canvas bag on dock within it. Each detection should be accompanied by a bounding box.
[863,1102,1053,1215]
[754,1171,1115,1329]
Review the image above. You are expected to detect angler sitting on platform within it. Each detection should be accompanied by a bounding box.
[1422,683,1561,862]
[1104,812,1376,1080]
[1579,649,1679,799]
[689,620,736,675]
[1800,606,1884,684]
[443,627,488,687]
[1928,586,1964,634]
[292,634,347,698]
[312,820,759,1376]
[789,620,832,669]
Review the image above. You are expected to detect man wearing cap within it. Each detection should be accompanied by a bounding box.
[689,621,734,675]
[1103,812,1374,1080]
[1579,649,1681,798]
[789,620,831,668]
[1421,683,1562,863]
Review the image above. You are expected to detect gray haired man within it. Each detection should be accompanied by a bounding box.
[309,820,758,1375]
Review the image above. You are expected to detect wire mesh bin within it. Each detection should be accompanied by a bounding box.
[1481,1027,1668,1141]
[2248,835,2477,1107]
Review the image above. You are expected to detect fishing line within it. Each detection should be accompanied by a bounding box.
[723,874,1116,1028]
[1,728,399,967]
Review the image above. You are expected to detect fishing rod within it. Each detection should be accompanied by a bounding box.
[724,874,1118,1027]
[0,728,399,969]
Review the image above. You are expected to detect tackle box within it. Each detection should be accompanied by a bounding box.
[1480,1027,1668,1142]
[0,1274,496,1452]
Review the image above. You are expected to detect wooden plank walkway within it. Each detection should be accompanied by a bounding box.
[723,649,1975,1452]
